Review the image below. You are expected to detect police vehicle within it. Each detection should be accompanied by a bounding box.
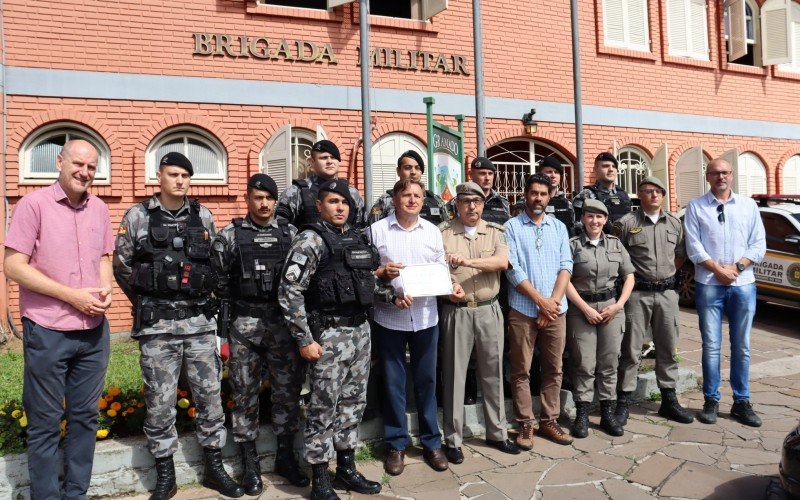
[678,195,800,308]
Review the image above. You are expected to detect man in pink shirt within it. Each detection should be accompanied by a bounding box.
[4,139,114,500]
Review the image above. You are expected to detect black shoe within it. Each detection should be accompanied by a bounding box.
[615,392,631,427]
[311,463,340,500]
[148,456,177,500]
[202,447,245,498]
[444,446,464,464]
[239,441,263,496]
[571,402,590,439]
[334,449,381,495]
[697,398,719,424]
[464,368,478,405]
[731,400,762,427]
[485,439,521,455]
[658,388,694,424]
[275,434,311,487]
[600,400,624,437]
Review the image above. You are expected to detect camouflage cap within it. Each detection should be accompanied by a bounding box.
[455,181,485,199]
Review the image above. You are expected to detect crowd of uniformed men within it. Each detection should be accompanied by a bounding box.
[5,137,765,500]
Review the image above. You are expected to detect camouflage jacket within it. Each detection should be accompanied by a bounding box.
[367,189,450,226]
[113,194,217,338]
[276,174,366,229]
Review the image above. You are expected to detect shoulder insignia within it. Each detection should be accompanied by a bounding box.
[438,220,452,231]
[283,263,302,283]
[290,252,308,265]
[611,222,623,237]
[117,225,127,236]
[370,206,383,216]
[486,221,506,232]
[629,227,643,234]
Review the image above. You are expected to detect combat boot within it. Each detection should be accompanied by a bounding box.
[334,449,381,494]
[599,400,624,437]
[615,391,631,426]
[571,402,590,439]
[201,447,244,498]
[275,434,311,487]
[311,463,340,500]
[148,455,177,500]
[239,440,263,496]
[658,388,694,424]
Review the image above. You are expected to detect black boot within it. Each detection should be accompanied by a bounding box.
[275,434,311,487]
[148,456,177,500]
[334,449,381,494]
[464,368,478,405]
[658,388,694,424]
[571,402,590,439]
[239,441,263,496]
[202,447,245,498]
[600,400,624,437]
[615,391,631,426]
[311,463,340,500]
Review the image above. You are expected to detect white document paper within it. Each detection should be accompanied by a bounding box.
[399,263,453,297]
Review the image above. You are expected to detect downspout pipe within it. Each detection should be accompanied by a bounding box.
[570,0,584,192]
[473,0,486,157]
[359,0,373,204]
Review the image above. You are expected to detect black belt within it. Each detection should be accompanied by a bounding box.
[453,296,499,308]
[142,304,209,321]
[320,312,368,328]
[232,301,280,318]
[634,275,678,292]
[578,289,615,302]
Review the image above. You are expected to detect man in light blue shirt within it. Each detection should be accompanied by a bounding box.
[505,173,573,448]
[684,158,766,428]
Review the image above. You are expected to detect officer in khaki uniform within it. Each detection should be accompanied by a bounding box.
[439,182,520,464]
[565,199,635,439]
[614,176,693,425]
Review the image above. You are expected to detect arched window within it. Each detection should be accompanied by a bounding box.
[20,123,111,184]
[675,146,711,210]
[370,132,427,205]
[487,139,574,204]
[616,146,651,195]
[782,155,800,194]
[737,152,767,197]
[261,126,319,193]
[146,127,226,184]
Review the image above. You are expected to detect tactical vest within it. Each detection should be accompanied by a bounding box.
[303,222,379,317]
[586,185,632,222]
[481,196,511,225]
[230,219,292,302]
[546,194,576,235]
[387,189,447,225]
[130,200,216,300]
[295,179,359,227]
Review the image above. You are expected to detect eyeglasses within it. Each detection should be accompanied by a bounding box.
[717,204,725,223]
[640,188,663,196]
[457,198,484,206]
[708,171,731,177]
[535,226,543,250]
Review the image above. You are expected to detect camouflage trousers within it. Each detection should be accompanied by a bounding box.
[305,319,371,464]
[139,332,226,458]
[229,308,304,442]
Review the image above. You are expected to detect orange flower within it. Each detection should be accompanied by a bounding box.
[137,402,145,408]
[106,409,117,418]
[107,386,121,397]
[110,402,122,412]
[104,394,114,402]
[98,399,108,410]
[178,390,188,398]
[226,400,234,409]
[187,407,197,418]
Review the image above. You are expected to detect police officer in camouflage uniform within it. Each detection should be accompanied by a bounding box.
[538,156,577,237]
[278,180,384,500]
[113,152,244,500]
[211,173,308,496]
[572,152,632,234]
[367,150,449,226]
[276,140,366,229]
[447,157,511,224]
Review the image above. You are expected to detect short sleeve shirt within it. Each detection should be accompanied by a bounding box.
[441,219,507,302]
[569,234,634,294]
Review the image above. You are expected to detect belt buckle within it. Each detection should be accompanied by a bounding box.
[467,301,477,308]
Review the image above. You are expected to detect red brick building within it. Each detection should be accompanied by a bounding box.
[2,0,800,333]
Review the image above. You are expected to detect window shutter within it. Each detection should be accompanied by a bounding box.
[422,0,447,20]
[728,0,748,61]
[783,156,800,194]
[688,0,709,59]
[762,0,792,65]
[720,148,739,194]
[263,125,293,194]
[316,125,328,142]
[327,0,354,8]
[650,144,670,210]
[676,146,705,210]
[667,0,689,55]
[627,0,649,49]
[604,0,626,46]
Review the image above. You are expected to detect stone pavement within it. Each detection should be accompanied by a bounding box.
[116,303,800,499]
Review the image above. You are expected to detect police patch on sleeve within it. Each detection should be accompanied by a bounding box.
[284,263,303,283]
[290,252,308,265]
[117,225,127,236]
[612,222,623,238]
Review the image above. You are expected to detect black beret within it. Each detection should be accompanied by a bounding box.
[595,151,618,167]
[317,179,351,205]
[159,152,194,176]
[470,156,496,172]
[311,140,341,162]
[538,156,564,175]
[397,150,425,173]
[247,173,278,199]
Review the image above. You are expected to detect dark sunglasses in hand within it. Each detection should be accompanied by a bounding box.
[717,204,725,223]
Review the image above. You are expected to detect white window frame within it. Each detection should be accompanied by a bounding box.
[19,123,111,185]
[667,0,710,60]
[616,146,652,195]
[370,132,427,205]
[724,0,761,65]
[146,127,227,184]
[778,2,800,72]
[603,0,651,52]
[782,155,800,194]
[737,152,768,197]
[260,126,320,194]
[487,139,575,203]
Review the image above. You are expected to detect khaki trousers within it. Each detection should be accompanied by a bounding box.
[508,308,566,422]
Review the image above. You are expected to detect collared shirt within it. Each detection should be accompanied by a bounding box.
[570,233,634,294]
[615,208,686,281]
[684,191,766,286]
[368,213,446,332]
[504,211,573,318]
[5,182,114,331]
[441,219,508,302]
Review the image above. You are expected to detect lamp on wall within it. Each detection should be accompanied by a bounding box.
[522,108,538,135]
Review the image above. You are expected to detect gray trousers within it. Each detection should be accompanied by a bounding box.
[618,289,680,392]
[23,318,110,500]
[441,301,508,447]
[566,298,624,403]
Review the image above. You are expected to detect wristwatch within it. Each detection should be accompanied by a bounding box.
[736,262,746,272]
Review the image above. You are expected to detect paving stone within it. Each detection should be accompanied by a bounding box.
[577,452,635,476]
[260,482,307,498]
[761,437,785,453]
[733,463,782,477]
[606,437,669,460]
[460,481,504,497]
[611,433,635,445]
[571,433,613,453]
[540,460,615,485]
[622,418,671,438]
[463,438,529,467]
[447,455,497,476]
[726,447,781,466]
[724,436,761,449]
[661,443,725,465]
[530,437,581,460]
[386,462,451,489]
[480,464,544,500]
[602,478,654,500]
[626,454,682,488]
[660,463,769,499]
[540,484,607,500]
[669,426,724,444]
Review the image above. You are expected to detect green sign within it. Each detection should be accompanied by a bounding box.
[424,97,464,202]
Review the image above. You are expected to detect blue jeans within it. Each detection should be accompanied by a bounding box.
[374,322,442,452]
[695,282,756,402]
